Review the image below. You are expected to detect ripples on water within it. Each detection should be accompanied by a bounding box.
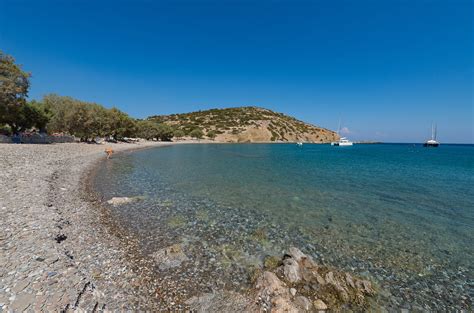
[93,143,474,310]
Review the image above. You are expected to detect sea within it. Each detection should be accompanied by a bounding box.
[92,143,473,310]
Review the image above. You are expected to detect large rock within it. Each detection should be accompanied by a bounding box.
[255,271,299,313]
[283,258,301,283]
[294,296,312,311]
[287,247,306,262]
[255,271,288,296]
[253,247,377,311]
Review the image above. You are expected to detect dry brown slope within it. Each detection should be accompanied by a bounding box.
[149,107,338,143]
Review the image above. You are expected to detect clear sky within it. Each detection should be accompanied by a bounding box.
[1,0,472,143]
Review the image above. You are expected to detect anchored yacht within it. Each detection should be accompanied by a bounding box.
[423,123,439,147]
[331,137,353,146]
[331,119,353,146]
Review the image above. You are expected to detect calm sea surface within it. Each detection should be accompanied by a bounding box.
[93,143,473,310]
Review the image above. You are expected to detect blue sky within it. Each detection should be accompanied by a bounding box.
[1,0,472,143]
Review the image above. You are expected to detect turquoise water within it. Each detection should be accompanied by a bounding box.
[93,143,473,310]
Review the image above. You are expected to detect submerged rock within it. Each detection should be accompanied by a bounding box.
[287,247,306,262]
[252,247,377,312]
[185,290,255,313]
[294,295,312,311]
[106,196,134,206]
[313,299,328,310]
[264,255,281,270]
[283,258,301,283]
[106,195,146,206]
[151,244,188,270]
[255,271,299,312]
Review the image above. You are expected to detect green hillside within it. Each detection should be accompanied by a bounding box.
[148,106,338,143]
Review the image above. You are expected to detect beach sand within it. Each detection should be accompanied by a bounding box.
[0,141,172,311]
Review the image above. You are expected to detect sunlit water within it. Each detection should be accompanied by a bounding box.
[93,143,473,310]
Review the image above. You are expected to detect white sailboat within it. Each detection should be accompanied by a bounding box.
[423,123,439,147]
[331,119,353,146]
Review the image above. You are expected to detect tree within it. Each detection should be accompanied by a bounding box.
[136,120,161,140]
[173,129,185,140]
[42,94,75,134]
[0,51,31,133]
[8,101,50,134]
[157,124,174,141]
[105,107,136,140]
[42,94,137,141]
[207,129,217,140]
[189,128,204,140]
[28,100,51,132]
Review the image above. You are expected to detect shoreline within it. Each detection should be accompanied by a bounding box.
[1,141,377,312]
[3,141,470,311]
[0,141,174,311]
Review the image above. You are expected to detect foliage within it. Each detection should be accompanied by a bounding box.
[173,129,185,139]
[148,106,336,142]
[206,129,217,139]
[156,123,174,141]
[0,51,34,134]
[1,100,50,134]
[189,128,204,139]
[136,120,160,140]
[41,94,138,141]
[106,107,136,139]
[0,51,30,110]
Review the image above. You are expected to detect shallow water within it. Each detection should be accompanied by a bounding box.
[93,143,474,310]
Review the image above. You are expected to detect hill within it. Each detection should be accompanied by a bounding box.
[148,107,338,143]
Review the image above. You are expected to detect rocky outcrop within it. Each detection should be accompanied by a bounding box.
[254,247,376,312]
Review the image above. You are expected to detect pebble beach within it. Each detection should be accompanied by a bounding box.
[0,142,171,311]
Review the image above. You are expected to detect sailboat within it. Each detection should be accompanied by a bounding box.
[331,119,353,146]
[423,123,439,147]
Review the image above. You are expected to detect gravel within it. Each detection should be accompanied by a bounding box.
[0,141,171,311]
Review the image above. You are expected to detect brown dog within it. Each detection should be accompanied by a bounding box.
[105,147,114,159]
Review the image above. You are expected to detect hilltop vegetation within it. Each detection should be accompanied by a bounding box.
[149,107,338,143]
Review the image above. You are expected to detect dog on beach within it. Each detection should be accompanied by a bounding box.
[105,147,114,159]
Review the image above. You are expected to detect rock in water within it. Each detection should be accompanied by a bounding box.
[106,197,134,206]
[185,291,255,313]
[252,247,377,311]
[152,244,188,270]
[255,271,287,296]
[313,299,328,310]
[287,247,306,262]
[294,296,312,311]
[255,271,299,312]
[283,258,301,283]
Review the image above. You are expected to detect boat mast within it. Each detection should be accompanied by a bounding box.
[434,123,437,141]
